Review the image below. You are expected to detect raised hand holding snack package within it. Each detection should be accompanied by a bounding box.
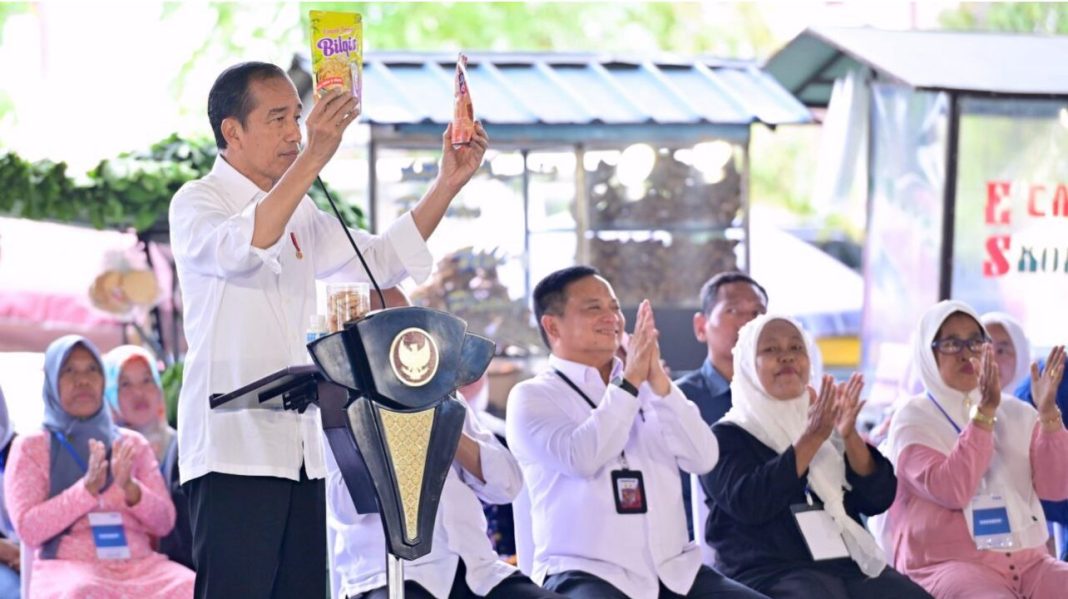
[310,11,363,104]
[451,53,475,148]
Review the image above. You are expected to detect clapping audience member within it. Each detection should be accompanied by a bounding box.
[506,266,763,599]
[4,336,193,598]
[701,315,930,599]
[886,301,1068,598]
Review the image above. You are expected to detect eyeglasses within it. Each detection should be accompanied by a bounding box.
[931,335,990,355]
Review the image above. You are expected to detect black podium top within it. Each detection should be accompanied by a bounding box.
[209,364,321,412]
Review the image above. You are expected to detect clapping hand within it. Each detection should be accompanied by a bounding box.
[972,344,1001,417]
[623,300,658,391]
[803,375,840,444]
[794,375,840,477]
[110,437,135,489]
[111,438,142,506]
[834,373,866,440]
[1033,346,1066,422]
[83,439,108,496]
[645,303,671,396]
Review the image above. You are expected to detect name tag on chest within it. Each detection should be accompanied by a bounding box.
[791,503,850,561]
[970,492,1016,550]
[88,512,131,560]
[611,469,648,514]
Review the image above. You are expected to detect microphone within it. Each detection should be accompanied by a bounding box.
[314,175,386,310]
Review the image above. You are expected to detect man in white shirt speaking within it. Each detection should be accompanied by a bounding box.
[169,61,487,598]
[505,266,768,599]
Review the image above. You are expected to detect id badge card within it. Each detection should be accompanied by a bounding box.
[970,492,1016,551]
[790,502,850,561]
[88,512,131,560]
[611,469,648,514]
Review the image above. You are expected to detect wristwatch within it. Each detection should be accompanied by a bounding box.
[969,405,997,426]
[613,377,640,397]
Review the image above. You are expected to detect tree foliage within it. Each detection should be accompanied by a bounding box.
[0,134,364,234]
[149,2,783,69]
[940,2,1068,34]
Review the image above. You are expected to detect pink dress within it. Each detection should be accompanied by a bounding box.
[5,429,194,599]
[888,422,1068,599]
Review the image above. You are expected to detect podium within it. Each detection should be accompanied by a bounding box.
[211,306,495,599]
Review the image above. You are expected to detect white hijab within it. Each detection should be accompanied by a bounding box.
[888,300,1047,550]
[979,312,1031,393]
[720,314,887,577]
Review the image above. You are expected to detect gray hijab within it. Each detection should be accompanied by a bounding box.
[41,335,117,558]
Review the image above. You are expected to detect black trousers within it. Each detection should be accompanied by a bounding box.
[186,467,326,599]
[357,560,564,599]
[544,566,770,599]
[754,567,933,599]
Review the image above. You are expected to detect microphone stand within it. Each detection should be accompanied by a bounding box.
[316,175,401,598]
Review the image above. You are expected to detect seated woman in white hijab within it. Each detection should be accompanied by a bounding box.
[886,300,1068,598]
[700,314,931,599]
[979,312,1032,394]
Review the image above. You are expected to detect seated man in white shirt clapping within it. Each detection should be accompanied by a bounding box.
[505,266,768,599]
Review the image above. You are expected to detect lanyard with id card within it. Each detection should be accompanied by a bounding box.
[611,463,648,514]
[52,431,132,560]
[88,512,132,560]
[790,492,850,561]
[924,396,1017,551]
[555,370,648,515]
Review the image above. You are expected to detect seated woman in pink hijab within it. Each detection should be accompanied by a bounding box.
[103,345,192,570]
[102,346,175,467]
[886,300,1068,599]
[4,335,193,599]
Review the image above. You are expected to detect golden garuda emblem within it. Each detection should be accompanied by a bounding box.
[389,328,439,387]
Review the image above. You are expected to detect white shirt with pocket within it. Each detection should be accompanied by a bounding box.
[505,355,720,599]
[170,156,432,483]
[327,400,522,598]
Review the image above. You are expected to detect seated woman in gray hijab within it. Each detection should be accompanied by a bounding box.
[3,335,194,598]
[701,315,931,599]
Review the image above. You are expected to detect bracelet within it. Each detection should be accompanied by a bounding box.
[1040,411,1063,426]
[969,405,996,426]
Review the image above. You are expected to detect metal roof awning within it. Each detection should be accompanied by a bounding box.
[323,52,811,145]
[766,27,1068,108]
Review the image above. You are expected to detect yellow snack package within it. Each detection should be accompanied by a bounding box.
[310,11,363,102]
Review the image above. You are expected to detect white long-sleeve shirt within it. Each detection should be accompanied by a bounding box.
[327,400,522,598]
[170,156,432,483]
[505,355,719,599]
